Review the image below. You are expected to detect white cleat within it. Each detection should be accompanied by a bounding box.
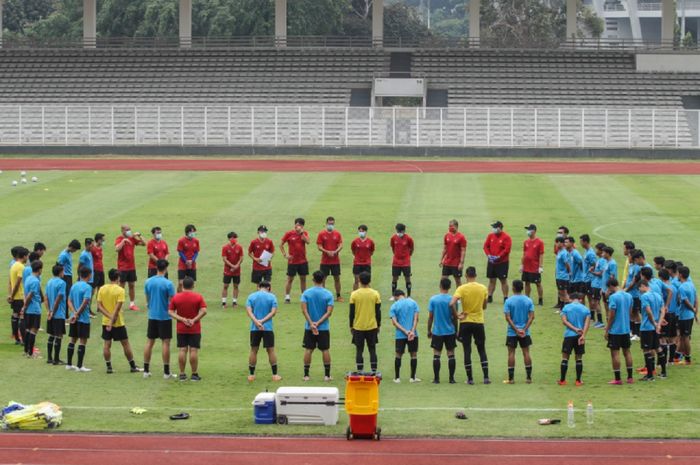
[78,366,92,372]
[65,365,76,371]
[409,377,422,383]
[164,373,178,380]
[143,372,152,379]
[393,378,401,384]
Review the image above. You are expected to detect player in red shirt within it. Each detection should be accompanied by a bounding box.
[317,216,344,302]
[147,226,170,278]
[222,232,244,308]
[115,224,145,311]
[177,224,200,292]
[249,225,275,284]
[483,220,513,303]
[520,224,545,306]
[168,277,207,381]
[440,219,467,286]
[351,224,375,291]
[280,218,311,304]
[91,233,105,297]
[390,223,414,299]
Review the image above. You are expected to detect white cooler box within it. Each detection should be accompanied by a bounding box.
[275,387,340,425]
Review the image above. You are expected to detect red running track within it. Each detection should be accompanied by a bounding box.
[0,433,699,465]
[0,158,699,174]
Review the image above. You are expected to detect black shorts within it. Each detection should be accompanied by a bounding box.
[662,313,678,338]
[430,334,457,351]
[178,269,197,281]
[580,282,591,295]
[607,333,631,350]
[562,335,585,355]
[486,262,509,280]
[556,279,570,291]
[352,265,372,276]
[442,266,463,278]
[569,282,585,294]
[679,319,694,337]
[395,337,419,354]
[24,314,41,330]
[640,330,660,350]
[458,322,486,346]
[119,270,137,284]
[148,269,169,279]
[177,333,201,349]
[302,330,330,351]
[589,287,602,300]
[320,264,341,277]
[287,263,309,277]
[62,275,73,295]
[147,319,172,340]
[223,274,241,285]
[251,269,272,284]
[102,325,128,341]
[250,330,275,348]
[92,271,105,288]
[48,318,66,337]
[392,266,411,278]
[10,299,23,315]
[632,298,641,313]
[68,322,90,339]
[506,335,532,348]
[352,329,378,347]
[521,272,541,284]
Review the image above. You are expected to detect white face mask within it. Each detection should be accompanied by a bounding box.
[155,233,163,240]
[358,231,366,238]
[188,232,196,239]
[125,230,133,238]
[397,232,405,238]
[326,224,335,232]
[259,232,267,239]
[526,230,534,237]
[492,228,499,234]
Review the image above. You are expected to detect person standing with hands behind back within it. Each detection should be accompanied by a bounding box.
[177,224,200,292]
[169,277,207,381]
[520,224,544,306]
[280,218,311,304]
[440,219,467,287]
[221,232,244,308]
[484,221,512,304]
[317,217,344,302]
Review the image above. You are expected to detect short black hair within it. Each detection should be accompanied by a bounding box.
[358,224,368,232]
[312,270,325,284]
[52,264,64,277]
[679,266,690,280]
[579,234,590,243]
[595,242,606,251]
[85,237,94,247]
[358,271,371,285]
[640,267,653,280]
[31,260,43,273]
[393,289,405,297]
[326,216,335,223]
[607,277,619,288]
[555,237,565,244]
[33,242,46,252]
[465,266,477,278]
[664,260,677,272]
[69,239,81,250]
[653,256,666,266]
[259,280,272,290]
[632,250,645,260]
[638,279,650,289]
[512,280,524,293]
[79,267,91,279]
[16,247,29,259]
[94,233,105,242]
[395,223,406,232]
[227,231,238,239]
[108,268,119,282]
[603,246,614,256]
[151,226,162,235]
[570,292,583,301]
[10,246,21,258]
[658,269,670,280]
[558,226,569,234]
[185,224,196,234]
[28,252,41,263]
[294,218,305,226]
[183,277,195,290]
[439,278,451,291]
[623,241,636,250]
[565,236,575,244]
[156,259,169,272]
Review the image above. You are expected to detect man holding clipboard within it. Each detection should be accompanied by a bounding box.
[249,226,275,284]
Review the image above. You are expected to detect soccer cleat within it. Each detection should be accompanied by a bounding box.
[636,367,647,374]
[232,300,238,307]
[432,379,440,384]
[336,296,345,303]
[190,374,202,382]
[53,359,65,366]
[271,374,283,382]
[503,379,514,384]
[143,372,152,379]
[65,365,76,371]
[247,374,256,382]
[303,376,311,382]
[525,378,532,384]
[129,304,140,311]
[130,366,144,373]
[78,366,92,372]
[557,380,568,386]
[575,380,584,387]
[659,373,668,379]
[487,295,493,303]
[179,374,187,381]
[284,296,291,304]
[106,367,114,374]
[466,379,475,385]
[630,335,640,341]
[409,377,421,383]
[449,379,456,384]
[221,302,226,308]
[607,379,622,385]
[164,373,177,380]
[639,376,655,382]
[483,378,491,385]
[324,376,333,382]
[393,378,401,384]
[46,359,54,364]
[626,377,634,384]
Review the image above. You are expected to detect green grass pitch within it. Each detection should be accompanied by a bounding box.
[0,168,698,438]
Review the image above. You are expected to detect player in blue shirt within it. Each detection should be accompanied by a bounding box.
[566,237,585,295]
[67,267,93,372]
[604,277,634,384]
[579,235,597,302]
[664,260,683,363]
[45,264,67,365]
[638,280,665,381]
[559,292,591,386]
[390,289,420,383]
[503,280,535,384]
[677,266,697,365]
[554,237,570,311]
[427,278,458,384]
[57,239,81,296]
[589,243,608,328]
[143,259,176,379]
[78,238,95,285]
[246,280,280,382]
[300,271,334,382]
[21,260,44,358]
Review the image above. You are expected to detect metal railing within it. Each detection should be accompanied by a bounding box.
[0,105,697,150]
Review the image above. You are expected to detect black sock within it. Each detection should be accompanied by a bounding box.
[481,360,489,379]
[106,360,112,370]
[47,336,55,361]
[28,332,36,355]
[369,347,378,372]
[391,282,397,295]
[248,364,255,375]
[633,322,640,337]
[433,355,441,381]
[164,364,170,375]
[271,364,278,375]
[525,365,532,380]
[77,344,86,368]
[324,363,331,377]
[645,353,655,377]
[406,282,412,297]
[448,355,456,381]
[23,330,30,354]
[560,359,569,382]
[355,347,364,371]
[596,312,603,323]
[394,357,401,379]
[465,363,473,381]
[685,354,691,363]
[144,362,150,373]
[67,342,75,365]
[614,369,621,381]
[53,338,62,361]
[11,316,19,341]
[669,344,677,361]
[508,366,515,381]
[658,350,667,375]
[626,367,633,379]
[575,360,583,382]
[129,359,137,369]
[304,364,310,377]
[410,358,417,379]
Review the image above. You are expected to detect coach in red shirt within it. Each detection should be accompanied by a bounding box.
[351,224,375,291]
[390,223,414,298]
[115,224,145,311]
[483,220,512,303]
[147,226,170,278]
[521,224,545,306]
[317,216,344,302]
[249,225,275,284]
[280,218,311,304]
[222,232,244,308]
[441,219,467,286]
[168,277,207,381]
[177,224,200,292]
[91,233,105,293]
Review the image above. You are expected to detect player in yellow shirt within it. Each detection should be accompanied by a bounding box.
[450,267,490,385]
[8,247,29,345]
[96,269,142,374]
[349,271,381,372]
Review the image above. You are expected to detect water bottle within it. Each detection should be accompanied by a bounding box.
[587,401,594,425]
[567,400,575,428]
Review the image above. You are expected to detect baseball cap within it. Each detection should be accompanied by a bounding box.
[524,224,537,231]
[491,221,504,229]
[257,225,268,232]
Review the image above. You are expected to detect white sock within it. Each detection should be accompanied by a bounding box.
[232,298,237,304]
[221,298,227,303]
[285,294,291,300]
[130,301,135,306]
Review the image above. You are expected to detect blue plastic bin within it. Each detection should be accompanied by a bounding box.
[253,392,276,424]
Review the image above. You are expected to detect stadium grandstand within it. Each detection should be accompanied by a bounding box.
[0,0,699,151]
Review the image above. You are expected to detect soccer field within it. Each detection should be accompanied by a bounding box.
[1,166,699,438]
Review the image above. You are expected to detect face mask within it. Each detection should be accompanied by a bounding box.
[259,232,267,239]
[155,233,163,240]
[188,232,196,239]
[397,232,405,238]
[448,226,456,233]
[326,224,335,232]
[358,231,366,238]
[492,228,500,234]
[526,230,533,237]
[230,238,237,244]
[557,233,564,238]
[125,230,133,238]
